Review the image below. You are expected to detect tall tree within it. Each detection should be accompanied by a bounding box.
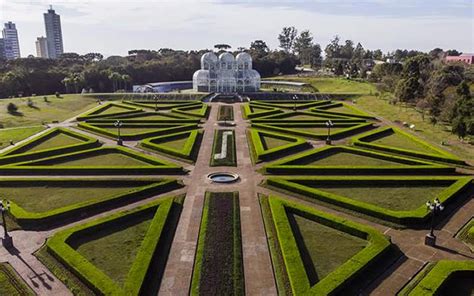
[293,30,313,65]
[249,40,270,58]
[214,44,231,51]
[278,26,297,53]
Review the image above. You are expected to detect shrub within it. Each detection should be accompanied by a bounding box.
[7,102,18,114]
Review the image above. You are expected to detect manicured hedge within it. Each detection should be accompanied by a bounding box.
[171,103,210,119]
[0,127,101,165]
[251,122,374,140]
[311,101,375,119]
[257,110,355,121]
[267,195,391,295]
[122,100,201,110]
[191,192,243,296]
[47,197,176,295]
[264,145,455,175]
[251,100,333,110]
[247,128,310,163]
[403,260,474,295]
[5,178,181,229]
[351,126,466,165]
[0,146,184,175]
[241,103,283,119]
[76,102,143,121]
[141,130,202,162]
[78,122,199,141]
[210,129,237,166]
[250,118,367,125]
[266,176,472,225]
[84,111,201,124]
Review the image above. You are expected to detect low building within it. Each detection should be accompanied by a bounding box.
[133,81,192,93]
[445,53,474,65]
[35,36,49,58]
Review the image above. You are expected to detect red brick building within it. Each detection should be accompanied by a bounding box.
[445,53,474,65]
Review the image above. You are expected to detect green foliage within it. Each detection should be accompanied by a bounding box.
[241,103,283,119]
[210,129,237,166]
[7,102,19,114]
[76,102,142,121]
[171,103,209,119]
[0,263,35,296]
[450,81,473,138]
[141,130,202,161]
[0,126,45,149]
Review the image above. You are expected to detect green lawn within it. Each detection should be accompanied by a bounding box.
[102,127,162,134]
[268,76,376,94]
[27,133,83,153]
[289,213,367,284]
[0,263,34,296]
[261,135,292,150]
[290,127,346,134]
[74,214,154,285]
[0,94,98,128]
[3,185,142,213]
[457,219,474,250]
[0,126,45,149]
[36,152,151,167]
[307,152,404,166]
[371,132,440,154]
[356,96,474,161]
[96,105,131,115]
[159,137,188,150]
[320,105,361,115]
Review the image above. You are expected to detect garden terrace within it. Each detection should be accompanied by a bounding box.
[0,263,34,295]
[261,195,391,295]
[251,122,374,140]
[76,102,143,121]
[265,176,472,225]
[210,129,237,166]
[264,145,454,175]
[0,127,101,165]
[351,126,465,165]
[171,103,210,119]
[0,146,183,175]
[241,103,283,119]
[217,105,234,121]
[141,130,203,162]
[2,178,180,229]
[46,197,180,295]
[191,192,243,295]
[247,128,310,163]
[77,122,199,140]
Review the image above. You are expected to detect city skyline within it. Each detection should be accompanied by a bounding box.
[0,0,472,58]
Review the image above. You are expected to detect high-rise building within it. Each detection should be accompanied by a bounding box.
[2,22,21,60]
[0,38,5,59]
[44,6,63,59]
[35,36,49,58]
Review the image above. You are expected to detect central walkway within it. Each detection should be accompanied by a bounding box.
[160,103,276,295]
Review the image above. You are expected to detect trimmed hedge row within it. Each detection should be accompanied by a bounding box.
[351,126,466,165]
[6,178,181,229]
[264,145,455,175]
[191,192,243,296]
[210,129,237,167]
[122,100,201,110]
[247,128,310,163]
[250,100,333,110]
[0,146,184,175]
[78,122,199,141]
[257,110,355,121]
[141,130,202,161]
[84,111,201,124]
[251,122,374,140]
[241,103,283,119]
[312,101,374,117]
[404,260,474,296]
[266,176,472,225]
[171,103,210,119]
[47,197,176,295]
[310,109,376,120]
[0,127,101,165]
[76,102,143,121]
[267,195,391,295]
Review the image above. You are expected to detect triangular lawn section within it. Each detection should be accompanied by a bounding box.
[248,129,309,162]
[141,130,202,161]
[242,103,283,119]
[171,104,209,118]
[47,197,176,295]
[259,111,352,121]
[122,100,201,111]
[260,134,293,150]
[77,103,143,121]
[92,111,197,122]
[266,195,391,295]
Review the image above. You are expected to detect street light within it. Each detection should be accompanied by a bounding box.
[1,199,12,247]
[114,120,123,145]
[293,95,298,111]
[325,120,334,145]
[425,198,444,246]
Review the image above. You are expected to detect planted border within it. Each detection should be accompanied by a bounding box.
[141,130,203,162]
[76,102,143,121]
[257,110,356,121]
[265,176,472,225]
[217,105,234,121]
[351,126,465,165]
[191,192,244,295]
[171,104,210,119]
[0,128,101,165]
[47,197,177,295]
[4,178,181,229]
[122,100,201,110]
[266,195,391,295]
[264,145,455,175]
[241,103,284,119]
[210,129,237,166]
[0,146,184,175]
[311,102,376,119]
[251,100,333,110]
[84,111,200,124]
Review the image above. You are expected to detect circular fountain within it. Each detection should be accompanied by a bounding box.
[207,172,239,183]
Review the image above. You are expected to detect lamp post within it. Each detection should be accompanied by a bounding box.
[325,120,334,145]
[1,199,12,247]
[293,95,298,111]
[425,198,444,246]
[114,120,123,145]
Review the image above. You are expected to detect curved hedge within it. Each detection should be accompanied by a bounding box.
[0,127,101,165]
[141,130,202,162]
[351,126,466,165]
[267,195,391,295]
[47,197,176,295]
[266,176,472,225]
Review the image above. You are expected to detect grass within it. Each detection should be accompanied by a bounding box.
[268,76,376,94]
[102,127,166,134]
[97,105,131,115]
[160,137,188,150]
[0,94,99,128]
[371,132,441,154]
[261,135,292,150]
[355,95,474,161]
[306,152,404,166]
[289,212,367,284]
[26,133,83,153]
[37,152,151,167]
[2,184,144,213]
[73,212,154,286]
[457,218,474,251]
[217,105,234,121]
[0,126,45,149]
[0,263,34,296]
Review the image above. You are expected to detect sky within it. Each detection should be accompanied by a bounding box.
[1,0,473,57]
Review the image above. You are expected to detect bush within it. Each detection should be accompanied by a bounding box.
[7,102,18,114]
[55,92,61,98]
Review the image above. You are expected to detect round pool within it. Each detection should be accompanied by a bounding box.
[208,172,239,183]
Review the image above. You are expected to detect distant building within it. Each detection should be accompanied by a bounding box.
[193,52,261,93]
[133,81,193,93]
[44,6,64,59]
[2,22,21,60]
[0,38,5,59]
[35,36,49,58]
[445,53,474,65]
